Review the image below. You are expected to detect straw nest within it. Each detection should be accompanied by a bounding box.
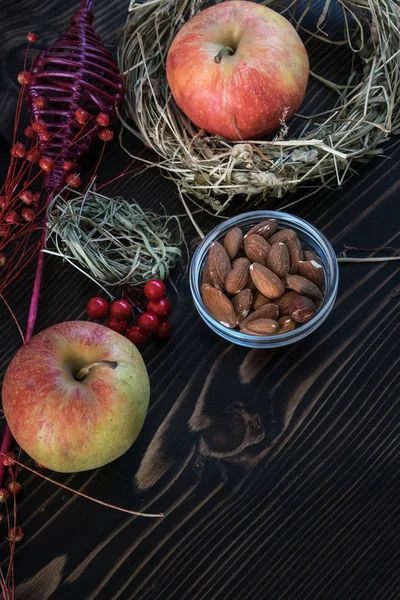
[119,0,400,213]
[45,188,183,293]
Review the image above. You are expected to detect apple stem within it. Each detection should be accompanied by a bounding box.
[214,46,235,64]
[75,360,118,382]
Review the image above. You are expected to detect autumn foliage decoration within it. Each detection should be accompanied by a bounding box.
[0,0,124,486]
[26,0,123,191]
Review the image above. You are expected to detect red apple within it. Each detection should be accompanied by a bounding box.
[2,321,150,473]
[166,0,309,140]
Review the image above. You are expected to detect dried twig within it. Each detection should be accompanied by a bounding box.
[0,453,163,518]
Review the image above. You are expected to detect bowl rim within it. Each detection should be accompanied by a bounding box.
[189,210,339,347]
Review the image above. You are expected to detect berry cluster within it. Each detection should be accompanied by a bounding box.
[0,90,116,272]
[86,280,172,346]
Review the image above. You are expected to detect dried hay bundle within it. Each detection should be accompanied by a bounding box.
[119,0,400,212]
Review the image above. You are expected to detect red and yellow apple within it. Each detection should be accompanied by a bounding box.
[166,0,309,140]
[2,321,150,473]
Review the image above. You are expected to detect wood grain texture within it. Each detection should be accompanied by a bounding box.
[0,1,400,599]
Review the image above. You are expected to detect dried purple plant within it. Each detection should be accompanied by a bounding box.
[0,0,124,486]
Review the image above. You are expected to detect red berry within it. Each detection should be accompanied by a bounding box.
[10,142,26,158]
[24,125,35,138]
[62,160,74,171]
[22,207,35,222]
[1,453,16,467]
[39,156,54,173]
[8,526,24,543]
[19,190,34,204]
[110,299,131,321]
[0,197,8,209]
[0,225,10,238]
[154,320,172,340]
[137,312,160,335]
[66,173,82,188]
[7,481,21,496]
[144,279,166,300]
[146,298,171,318]
[17,71,30,85]
[33,96,46,109]
[26,148,41,163]
[96,112,110,127]
[32,119,47,134]
[126,325,149,345]
[0,488,10,503]
[75,108,90,124]
[86,297,109,320]
[5,211,18,224]
[98,128,114,142]
[0,253,6,268]
[40,131,51,142]
[27,31,38,42]
[106,317,128,335]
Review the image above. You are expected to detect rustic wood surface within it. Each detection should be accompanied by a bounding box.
[0,0,400,598]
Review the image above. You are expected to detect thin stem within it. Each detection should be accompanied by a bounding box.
[0,453,163,518]
[214,46,235,64]
[338,256,400,263]
[178,188,204,239]
[0,428,13,487]
[25,228,47,341]
[0,296,25,344]
[0,193,52,487]
[75,360,118,381]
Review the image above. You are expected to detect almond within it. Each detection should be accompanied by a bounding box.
[202,260,213,285]
[246,274,256,291]
[298,260,325,289]
[290,295,316,323]
[233,257,250,268]
[201,284,238,328]
[286,274,323,301]
[286,237,304,274]
[208,241,231,290]
[224,227,243,260]
[232,289,253,323]
[250,263,284,299]
[244,234,270,266]
[304,250,322,266]
[253,290,270,310]
[276,291,303,316]
[278,316,297,333]
[225,258,250,294]
[245,219,279,240]
[242,303,279,326]
[269,228,297,245]
[241,318,280,336]
[267,242,290,278]
[276,291,316,322]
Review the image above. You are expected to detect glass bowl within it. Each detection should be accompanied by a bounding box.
[189,210,339,348]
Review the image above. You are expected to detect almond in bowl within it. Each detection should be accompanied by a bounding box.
[190,211,338,348]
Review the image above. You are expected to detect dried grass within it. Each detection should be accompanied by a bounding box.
[45,187,183,294]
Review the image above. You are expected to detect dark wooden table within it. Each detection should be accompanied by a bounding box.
[1,1,399,598]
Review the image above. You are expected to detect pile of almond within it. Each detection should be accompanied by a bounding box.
[201,218,325,336]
